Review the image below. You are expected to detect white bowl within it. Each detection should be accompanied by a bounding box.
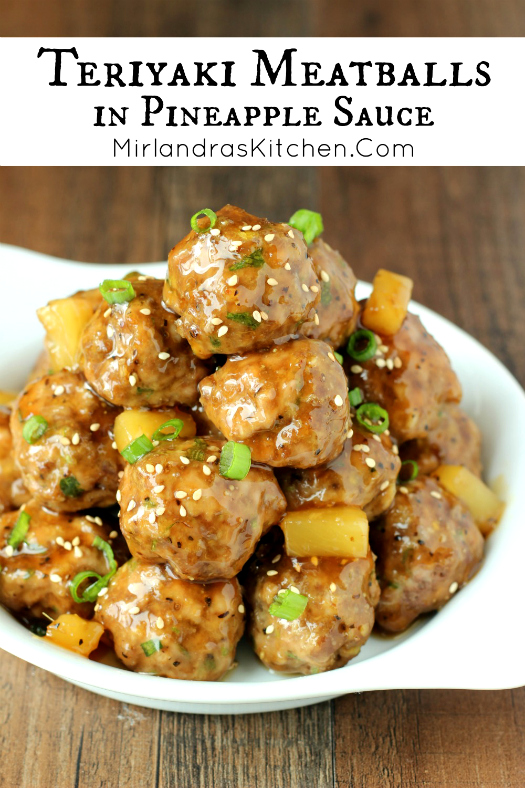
[1,242,524,715]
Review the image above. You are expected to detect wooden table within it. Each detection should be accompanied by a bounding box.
[1,165,524,787]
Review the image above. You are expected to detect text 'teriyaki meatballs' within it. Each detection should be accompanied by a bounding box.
[244,531,379,675]
[345,312,462,443]
[370,476,484,633]
[10,370,121,512]
[199,338,351,468]
[119,437,286,581]
[400,403,482,477]
[0,407,29,515]
[95,559,244,680]
[81,276,209,408]
[302,238,359,348]
[0,501,119,620]
[164,205,320,358]
[277,423,401,521]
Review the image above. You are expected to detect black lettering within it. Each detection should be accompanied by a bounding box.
[251,48,297,86]
[475,61,491,86]
[334,95,353,126]
[146,62,167,85]
[349,61,373,86]
[37,47,78,86]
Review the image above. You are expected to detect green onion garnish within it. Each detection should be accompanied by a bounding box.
[70,537,117,603]
[60,476,83,498]
[93,536,117,574]
[99,279,136,305]
[399,460,419,483]
[269,589,308,621]
[121,434,154,464]
[288,209,324,246]
[22,415,48,444]
[190,208,217,234]
[226,311,260,329]
[7,510,31,549]
[229,248,265,271]
[355,403,390,435]
[141,638,163,656]
[219,441,251,480]
[348,387,363,407]
[334,351,343,365]
[151,419,184,443]
[347,329,378,362]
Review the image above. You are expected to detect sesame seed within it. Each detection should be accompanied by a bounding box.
[330,583,337,592]
[129,375,137,386]
[287,230,294,238]
[146,464,155,473]
[430,491,442,500]
[118,471,124,479]
[241,225,252,231]
[116,491,122,504]
[379,344,389,353]
[267,278,278,287]
[54,385,65,396]
[62,541,71,551]
[104,308,112,318]
[59,436,70,446]
[109,531,118,539]
[137,275,147,281]
[107,326,114,339]
[127,500,136,512]
[278,589,287,596]
[140,308,151,315]
[217,326,228,337]
[112,441,117,450]
[175,491,187,499]
[50,574,62,583]
[289,586,300,594]
[94,517,103,526]
[314,313,320,325]
[347,429,354,439]
[158,352,170,361]
[284,263,291,271]
[193,489,202,501]
[137,506,145,518]
[72,536,80,546]
[386,359,394,371]
[72,433,80,445]
[238,604,245,614]
[209,446,220,451]
[361,445,370,453]
[90,423,100,432]
[56,536,65,546]
[148,512,156,524]
[207,455,217,463]
[263,233,275,243]
[328,352,335,361]
[180,505,187,517]
[376,359,386,369]
[153,485,165,494]
[180,456,190,465]
[98,587,108,597]
[366,458,376,468]
[266,624,275,634]
[4,545,14,557]
[271,554,281,564]
[226,275,238,286]
[310,285,319,293]
[85,515,96,523]
[202,465,211,476]
[380,480,390,491]
[156,506,165,516]
[252,310,262,323]
[394,357,402,368]
[231,240,242,248]
[156,617,165,629]
[266,570,278,576]
[399,485,409,494]
[129,606,140,615]
[252,224,261,231]
[353,445,364,452]
[210,228,220,236]
[311,556,319,566]
[392,445,399,455]
[260,311,269,321]
[449,582,459,594]
[372,435,381,442]
[320,270,330,283]
[211,317,223,326]
[155,464,163,473]
[301,284,309,292]
[350,365,363,374]
[334,395,344,407]
[73,546,82,558]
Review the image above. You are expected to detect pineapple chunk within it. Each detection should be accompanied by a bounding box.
[46,613,104,657]
[362,269,413,336]
[37,290,100,371]
[432,464,505,536]
[114,407,196,453]
[281,505,369,559]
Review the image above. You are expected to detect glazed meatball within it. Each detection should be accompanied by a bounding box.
[345,312,462,443]
[199,339,351,468]
[119,437,286,581]
[81,276,209,408]
[11,370,121,512]
[400,403,482,477]
[302,238,359,348]
[370,476,484,633]
[244,531,379,675]
[95,559,244,680]
[0,501,118,619]
[164,205,320,358]
[278,424,401,521]
[0,407,29,515]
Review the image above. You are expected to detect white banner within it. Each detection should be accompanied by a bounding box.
[1,37,523,165]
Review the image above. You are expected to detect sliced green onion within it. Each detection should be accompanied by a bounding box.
[229,248,265,271]
[121,434,154,464]
[141,638,163,656]
[347,329,377,362]
[70,537,118,603]
[348,387,363,407]
[187,437,208,462]
[22,415,48,444]
[269,589,308,621]
[190,208,217,234]
[151,419,184,443]
[334,351,343,365]
[93,536,117,573]
[99,279,136,305]
[7,510,31,549]
[226,311,260,329]
[288,209,324,246]
[60,476,83,498]
[399,460,419,483]
[355,403,390,435]
[219,441,251,480]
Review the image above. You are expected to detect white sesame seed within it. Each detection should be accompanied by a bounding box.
[104,308,112,318]
[72,536,80,546]
[320,270,330,283]
[156,617,165,629]
[175,491,187,499]
[449,582,459,594]
[94,517,102,526]
[180,456,190,465]
[289,586,300,594]
[112,441,117,450]
[207,455,217,464]
[392,445,399,455]
[156,506,165,516]
[372,434,381,442]
[129,606,140,615]
[59,436,70,446]
[347,429,354,439]
[278,589,287,596]
[72,433,80,445]
[314,313,320,325]
[127,500,136,512]
[380,480,390,491]
[109,531,118,539]
[209,446,220,451]
[90,423,100,432]
[180,505,187,517]
[202,465,211,476]
[430,491,442,500]
[287,230,294,238]
[155,464,163,473]
[267,278,278,287]
[252,310,262,323]
[49,574,62,583]
[376,359,386,369]
[238,604,245,614]
[63,540,72,551]
[137,275,147,281]
[148,512,156,524]
[226,275,238,286]
[211,317,223,326]
[301,284,309,292]
[328,352,335,361]
[386,359,394,371]
[140,308,151,315]
[85,515,96,523]
[266,624,275,634]
[350,365,363,374]
[394,357,402,368]
[271,554,281,564]
[260,311,269,321]
[252,224,261,231]
[366,458,376,468]
[330,583,337,592]
[266,570,278,576]
[4,545,14,557]
[231,240,243,247]
[310,285,319,293]
[217,326,228,337]
[53,385,65,396]
[153,485,165,494]
[129,375,137,386]
[399,485,409,494]
[98,587,108,597]
[264,234,275,242]
[107,326,115,339]
[284,263,291,271]
[73,546,82,558]
[334,395,344,407]
[361,445,370,453]
[193,489,202,501]
[56,536,65,546]
[116,491,122,505]
[210,228,220,236]
[158,352,170,361]
[118,471,124,479]
[241,225,252,231]
[146,464,155,473]
[379,344,389,353]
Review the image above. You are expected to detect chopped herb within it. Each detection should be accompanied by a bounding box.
[348,387,363,407]
[151,419,184,443]
[137,387,154,396]
[8,510,31,549]
[141,638,163,656]
[190,208,217,234]
[288,209,324,245]
[99,279,136,305]
[320,280,332,307]
[226,311,260,329]
[334,352,344,364]
[22,415,48,444]
[347,329,377,362]
[219,441,251,480]
[210,337,221,349]
[60,476,83,498]
[187,438,208,462]
[229,248,265,271]
[355,403,390,434]
[120,434,153,464]
[399,460,419,483]
[269,588,308,621]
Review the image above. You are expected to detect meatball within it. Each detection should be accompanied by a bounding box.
[244,531,379,675]
[370,476,484,633]
[345,312,461,443]
[400,403,482,477]
[119,437,286,581]
[81,276,209,408]
[302,238,359,348]
[199,339,351,468]
[11,370,121,512]
[95,559,244,680]
[0,407,29,515]
[277,424,401,521]
[0,501,118,619]
[190,401,225,440]
[164,204,320,358]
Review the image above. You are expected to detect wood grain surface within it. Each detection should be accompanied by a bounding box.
[0,165,524,788]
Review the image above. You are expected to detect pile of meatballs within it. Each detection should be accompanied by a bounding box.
[0,204,486,681]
